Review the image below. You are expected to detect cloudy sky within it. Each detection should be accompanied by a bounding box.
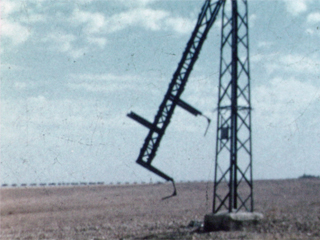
[1,0,319,185]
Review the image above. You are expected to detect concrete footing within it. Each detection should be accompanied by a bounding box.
[204,211,264,231]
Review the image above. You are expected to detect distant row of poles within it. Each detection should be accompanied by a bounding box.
[1,180,210,188]
[1,182,106,188]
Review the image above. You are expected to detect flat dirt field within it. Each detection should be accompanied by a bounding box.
[1,179,320,240]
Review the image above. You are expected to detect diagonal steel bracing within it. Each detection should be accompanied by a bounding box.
[213,0,253,213]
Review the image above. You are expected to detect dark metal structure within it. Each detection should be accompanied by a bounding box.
[127,0,224,198]
[128,0,253,212]
[213,0,253,213]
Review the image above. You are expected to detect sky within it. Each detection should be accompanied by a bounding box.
[1,0,319,185]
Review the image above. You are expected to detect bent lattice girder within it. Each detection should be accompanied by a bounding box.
[128,0,224,190]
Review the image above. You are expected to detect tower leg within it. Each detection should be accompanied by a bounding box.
[213,0,253,214]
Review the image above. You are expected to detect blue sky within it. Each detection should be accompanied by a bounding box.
[1,0,319,185]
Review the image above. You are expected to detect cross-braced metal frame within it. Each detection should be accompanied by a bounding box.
[213,0,253,213]
[128,0,253,209]
[128,0,224,197]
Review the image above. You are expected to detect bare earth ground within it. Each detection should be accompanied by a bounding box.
[1,179,320,240]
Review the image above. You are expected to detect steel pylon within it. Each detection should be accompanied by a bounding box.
[213,0,253,213]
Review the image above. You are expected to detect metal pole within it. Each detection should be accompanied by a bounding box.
[231,0,238,211]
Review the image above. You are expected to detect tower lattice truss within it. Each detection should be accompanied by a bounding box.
[128,0,253,212]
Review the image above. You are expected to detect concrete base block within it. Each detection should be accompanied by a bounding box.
[204,211,263,231]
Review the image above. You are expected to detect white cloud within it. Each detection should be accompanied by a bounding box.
[2,96,105,130]
[71,8,194,35]
[68,10,108,49]
[109,8,195,34]
[87,37,107,48]
[278,54,319,73]
[118,0,156,8]
[45,32,87,59]
[67,73,162,95]
[20,13,47,23]
[249,14,257,27]
[282,0,313,16]
[257,41,274,48]
[256,53,320,75]
[75,0,94,4]
[307,12,320,23]
[70,7,193,48]
[306,28,314,34]
[251,53,264,63]
[71,10,106,34]
[0,0,19,16]
[254,77,319,127]
[14,81,27,90]
[0,0,43,46]
[67,74,115,93]
[165,16,195,34]
[106,8,169,32]
[1,19,30,45]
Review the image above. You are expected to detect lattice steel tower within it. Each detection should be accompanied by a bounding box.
[128,0,253,213]
[213,0,253,213]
